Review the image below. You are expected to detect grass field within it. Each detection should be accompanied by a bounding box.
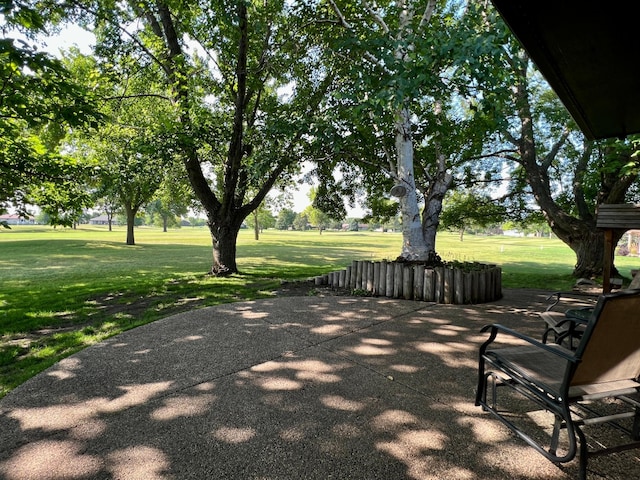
[1,225,638,398]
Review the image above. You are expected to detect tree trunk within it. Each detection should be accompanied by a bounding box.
[509,53,616,279]
[208,221,242,275]
[570,230,606,278]
[149,1,298,275]
[420,165,453,254]
[253,211,259,240]
[125,205,137,245]
[395,106,430,261]
[163,214,168,232]
[552,222,624,278]
[392,4,433,262]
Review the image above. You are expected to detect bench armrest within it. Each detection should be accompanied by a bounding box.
[480,323,577,362]
[544,291,598,312]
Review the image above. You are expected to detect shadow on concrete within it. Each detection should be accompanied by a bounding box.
[1,291,638,479]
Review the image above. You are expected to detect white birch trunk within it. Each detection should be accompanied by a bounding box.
[395,106,430,260]
[394,2,430,261]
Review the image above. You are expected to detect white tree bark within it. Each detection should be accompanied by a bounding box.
[395,106,430,260]
[393,1,431,260]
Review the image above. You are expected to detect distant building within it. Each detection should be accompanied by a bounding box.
[0,214,36,225]
[89,214,117,225]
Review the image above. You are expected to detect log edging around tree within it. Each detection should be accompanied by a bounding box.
[314,260,502,304]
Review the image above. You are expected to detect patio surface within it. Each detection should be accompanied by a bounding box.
[1,289,638,479]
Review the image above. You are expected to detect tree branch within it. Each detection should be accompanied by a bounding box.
[71,0,173,79]
[102,93,173,102]
[466,149,519,161]
[348,152,394,178]
[326,0,385,68]
[182,31,235,96]
[244,22,273,126]
[223,1,249,213]
[241,67,340,217]
[501,128,519,148]
[418,0,437,30]
[541,126,569,171]
[573,140,593,220]
[362,0,389,34]
[368,111,397,178]
[326,0,352,29]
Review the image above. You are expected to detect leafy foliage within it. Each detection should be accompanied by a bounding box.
[477,37,640,276]
[62,0,345,271]
[440,190,507,234]
[275,208,296,230]
[299,0,514,258]
[0,5,101,222]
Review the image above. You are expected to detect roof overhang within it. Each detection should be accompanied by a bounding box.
[491,1,640,140]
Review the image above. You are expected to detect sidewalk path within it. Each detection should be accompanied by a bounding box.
[1,290,638,479]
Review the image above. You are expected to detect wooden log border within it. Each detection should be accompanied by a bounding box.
[315,261,502,304]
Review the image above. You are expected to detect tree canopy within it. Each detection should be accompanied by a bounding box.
[0,5,100,225]
[440,190,506,240]
[53,0,344,273]
[65,49,180,244]
[481,35,640,277]
[302,0,507,262]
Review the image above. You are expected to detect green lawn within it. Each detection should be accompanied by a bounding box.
[1,225,638,398]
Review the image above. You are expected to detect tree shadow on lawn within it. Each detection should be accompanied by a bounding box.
[1,292,637,479]
[0,276,283,397]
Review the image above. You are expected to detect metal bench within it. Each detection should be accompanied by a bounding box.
[476,289,640,479]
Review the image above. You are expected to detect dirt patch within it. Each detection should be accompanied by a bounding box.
[274,280,353,297]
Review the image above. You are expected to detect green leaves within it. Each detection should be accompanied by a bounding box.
[0,18,103,217]
[440,190,507,232]
[1,2,45,31]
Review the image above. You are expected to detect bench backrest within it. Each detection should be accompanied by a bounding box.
[571,289,640,386]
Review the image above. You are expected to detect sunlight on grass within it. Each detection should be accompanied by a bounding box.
[1,224,638,398]
[25,310,74,319]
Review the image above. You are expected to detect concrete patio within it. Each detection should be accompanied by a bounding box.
[1,290,638,479]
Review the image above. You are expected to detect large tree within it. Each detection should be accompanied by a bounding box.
[440,190,507,241]
[249,201,276,240]
[64,49,174,244]
[306,0,499,262]
[147,174,193,233]
[63,0,336,274]
[92,129,166,245]
[488,37,640,278]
